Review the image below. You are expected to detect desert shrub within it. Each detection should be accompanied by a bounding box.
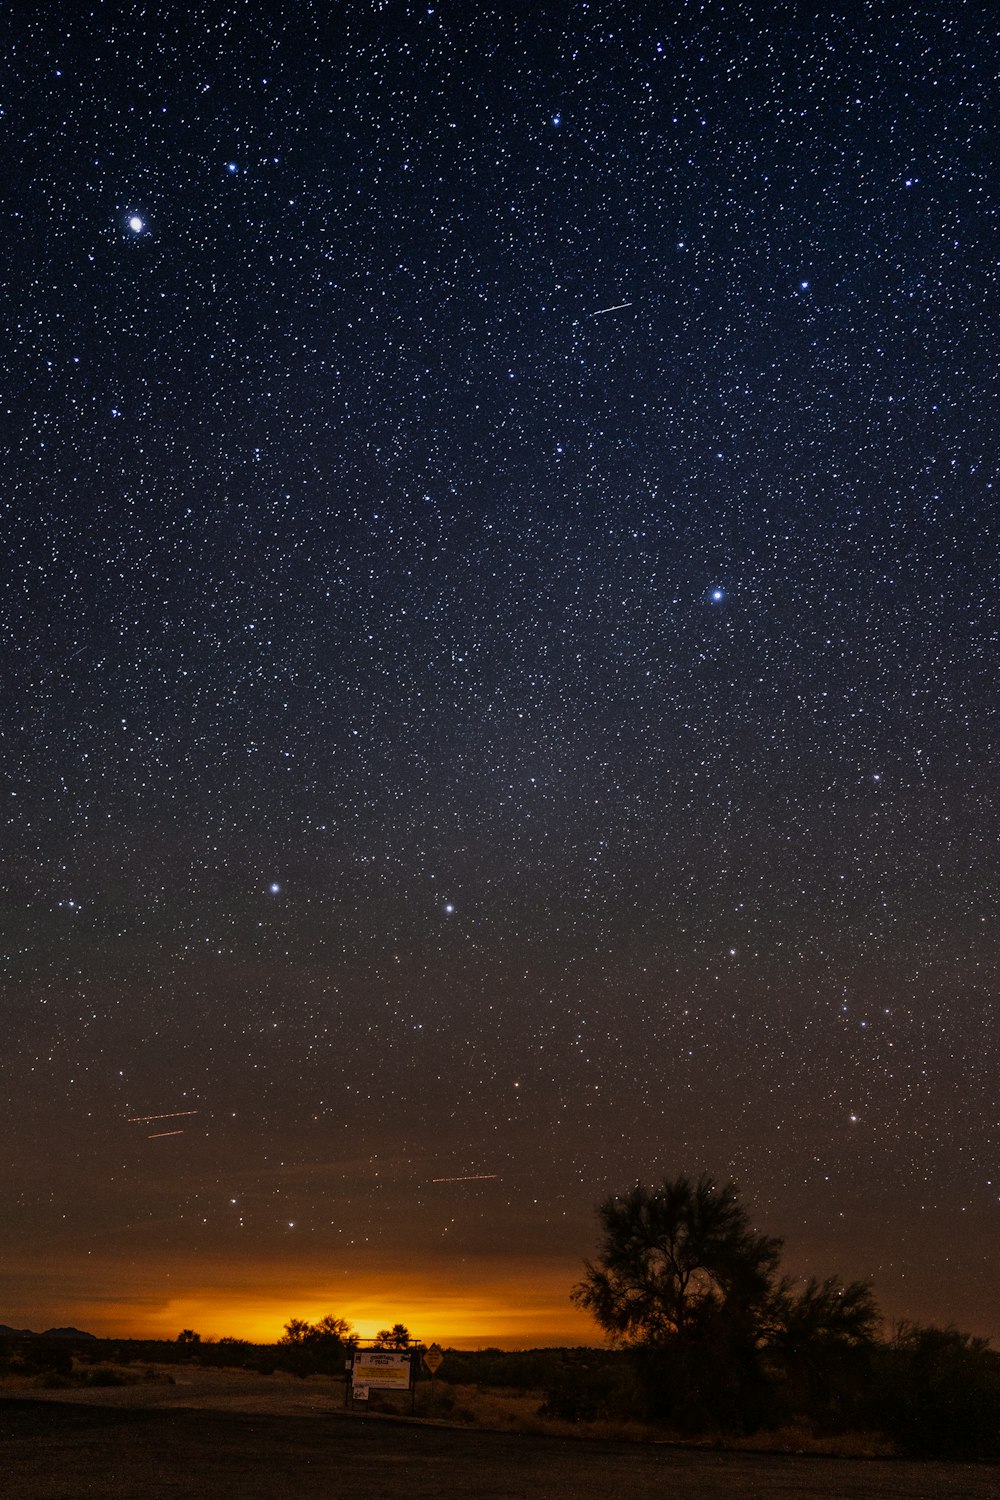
[11,1341,74,1379]
[871,1324,1000,1460]
[416,1384,456,1417]
[440,1348,557,1390]
[197,1337,258,1370]
[538,1363,621,1422]
[441,1347,625,1396]
[79,1365,137,1387]
[611,1337,778,1435]
[275,1316,354,1377]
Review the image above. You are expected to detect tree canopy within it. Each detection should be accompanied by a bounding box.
[373,1323,411,1349]
[279,1314,356,1348]
[277,1314,357,1375]
[572,1174,784,1345]
[572,1173,878,1429]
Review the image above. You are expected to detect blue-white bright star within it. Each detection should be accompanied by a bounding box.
[127,215,144,233]
[709,587,726,603]
[444,903,455,914]
[269,882,281,895]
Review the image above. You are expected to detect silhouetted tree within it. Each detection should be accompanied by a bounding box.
[772,1275,878,1348]
[573,1174,876,1431]
[767,1275,879,1427]
[279,1318,313,1344]
[314,1314,357,1346]
[277,1314,356,1376]
[176,1329,201,1346]
[374,1323,411,1349]
[572,1175,782,1343]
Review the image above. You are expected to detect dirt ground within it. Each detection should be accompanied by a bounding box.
[2,1372,998,1500]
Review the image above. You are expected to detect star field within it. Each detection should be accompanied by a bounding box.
[2,1,998,1342]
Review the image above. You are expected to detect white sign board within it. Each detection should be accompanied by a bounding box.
[352,1350,412,1389]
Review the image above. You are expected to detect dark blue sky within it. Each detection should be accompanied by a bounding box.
[3,1,998,1341]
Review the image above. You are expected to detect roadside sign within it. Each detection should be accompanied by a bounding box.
[353,1384,369,1401]
[352,1349,412,1389]
[423,1343,444,1374]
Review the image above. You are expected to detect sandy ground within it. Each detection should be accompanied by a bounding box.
[2,1369,998,1499]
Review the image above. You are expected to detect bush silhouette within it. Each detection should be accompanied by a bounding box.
[872,1324,1000,1460]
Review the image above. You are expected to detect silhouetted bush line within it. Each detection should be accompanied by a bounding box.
[870,1325,1000,1461]
[565,1174,1000,1460]
[2,1319,998,1459]
[0,1334,282,1378]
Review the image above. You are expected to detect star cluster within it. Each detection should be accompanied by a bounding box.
[2,2,998,1341]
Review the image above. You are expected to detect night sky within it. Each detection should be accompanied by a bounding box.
[4,2,998,1346]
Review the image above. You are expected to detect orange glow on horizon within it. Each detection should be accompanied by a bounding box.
[28,1258,600,1350]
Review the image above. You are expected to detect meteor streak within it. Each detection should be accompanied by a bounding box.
[431,1174,499,1183]
[591,302,632,316]
[147,1130,185,1139]
[127,1110,199,1123]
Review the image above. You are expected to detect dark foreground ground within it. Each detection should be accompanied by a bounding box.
[2,1399,998,1500]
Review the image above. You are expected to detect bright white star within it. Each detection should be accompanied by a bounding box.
[128,215,144,233]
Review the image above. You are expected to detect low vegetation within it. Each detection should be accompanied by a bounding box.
[3,1174,997,1462]
[3,1327,996,1461]
[567,1172,1000,1460]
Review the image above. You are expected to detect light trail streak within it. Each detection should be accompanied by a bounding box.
[147,1130,185,1139]
[591,302,633,316]
[127,1110,200,1123]
[430,1174,499,1183]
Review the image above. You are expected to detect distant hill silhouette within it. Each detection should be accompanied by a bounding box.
[0,1323,96,1339]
